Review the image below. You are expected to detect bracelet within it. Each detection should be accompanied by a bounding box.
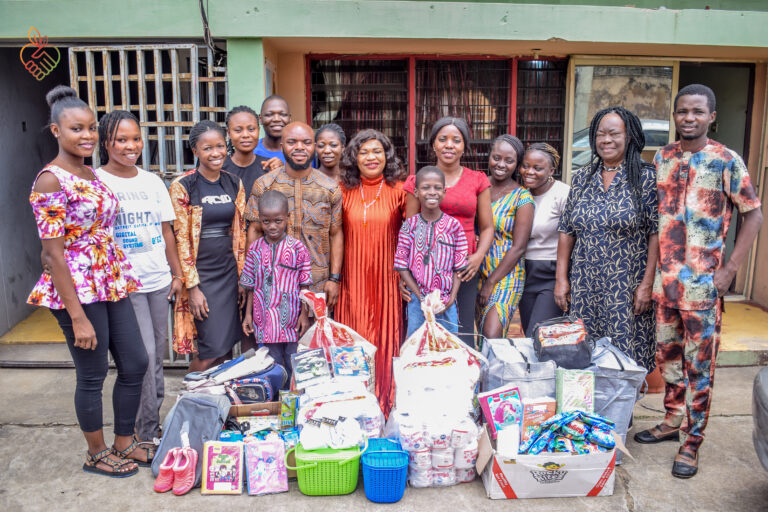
[328,273,341,283]
[172,274,184,282]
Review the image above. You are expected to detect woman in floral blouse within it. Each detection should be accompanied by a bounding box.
[28,86,149,477]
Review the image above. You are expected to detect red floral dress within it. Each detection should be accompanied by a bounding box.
[27,165,141,309]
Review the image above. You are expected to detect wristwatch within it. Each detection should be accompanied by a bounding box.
[328,273,341,283]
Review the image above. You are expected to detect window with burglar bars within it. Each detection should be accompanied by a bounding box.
[69,44,228,180]
[415,60,510,171]
[309,59,409,165]
[516,60,568,178]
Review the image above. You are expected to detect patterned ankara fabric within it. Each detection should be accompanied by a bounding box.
[656,302,721,450]
[394,213,469,305]
[336,175,406,416]
[654,140,761,311]
[478,187,534,333]
[168,170,247,355]
[245,168,342,292]
[240,235,312,344]
[27,165,141,309]
[558,163,658,370]
[403,167,490,254]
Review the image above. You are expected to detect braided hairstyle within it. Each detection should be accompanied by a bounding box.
[98,110,140,165]
[490,134,524,179]
[188,120,226,168]
[587,106,646,208]
[315,123,347,146]
[225,105,259,154]
[524,142,560,169]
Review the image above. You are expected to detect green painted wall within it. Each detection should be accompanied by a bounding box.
[2,0,767,48]
[227,38,265,112]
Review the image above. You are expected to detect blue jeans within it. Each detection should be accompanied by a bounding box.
[406,299,458,339]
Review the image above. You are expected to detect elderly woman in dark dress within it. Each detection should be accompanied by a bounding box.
[555,106,659,370]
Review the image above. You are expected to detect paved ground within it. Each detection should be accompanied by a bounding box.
[0,361,766,511]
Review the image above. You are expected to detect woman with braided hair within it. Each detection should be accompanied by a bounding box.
[95,110,183,447]
[477,134,534,339]
[169,120,247,371]
[518,142,570,336]
[555,107,659,370]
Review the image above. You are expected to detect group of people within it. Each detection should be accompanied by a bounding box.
[28,82,762,481]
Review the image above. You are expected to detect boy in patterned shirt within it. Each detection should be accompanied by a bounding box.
[394,166,469,338]
[241,190,312,380]
[634,84,763,479]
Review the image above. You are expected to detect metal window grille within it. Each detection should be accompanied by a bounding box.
[309,59,409,165]
[69,44,228,180]
[415,60,510,172]
[516,60,568,178]
[69,44,228,366]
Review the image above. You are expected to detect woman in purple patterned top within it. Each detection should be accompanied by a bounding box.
[28,86,149,477]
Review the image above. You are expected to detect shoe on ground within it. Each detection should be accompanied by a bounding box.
[633,426,680,444]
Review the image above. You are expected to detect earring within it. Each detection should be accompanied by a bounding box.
[548,176,554,184]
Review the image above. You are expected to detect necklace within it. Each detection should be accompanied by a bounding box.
[602,163,624,173]
[360,179,384,227]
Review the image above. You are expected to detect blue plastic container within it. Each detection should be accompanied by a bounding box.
[361,438,409,503]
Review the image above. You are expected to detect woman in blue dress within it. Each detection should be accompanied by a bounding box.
[554,107,659,370]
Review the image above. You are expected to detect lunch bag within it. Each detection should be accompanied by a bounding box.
[532,315,594,370]
[227,362,287,404]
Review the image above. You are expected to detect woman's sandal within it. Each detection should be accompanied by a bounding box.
[83,448,139,478]
[112,435,155,468]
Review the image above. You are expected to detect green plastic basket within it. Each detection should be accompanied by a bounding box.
[285,439,367,496]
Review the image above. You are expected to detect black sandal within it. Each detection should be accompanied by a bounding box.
[671,448,698,479]
[83,448,138,478]
[111,435,155,468]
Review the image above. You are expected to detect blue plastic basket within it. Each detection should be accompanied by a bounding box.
[361,438,409,503]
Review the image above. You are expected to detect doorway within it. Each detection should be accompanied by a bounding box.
[678,62,755,294]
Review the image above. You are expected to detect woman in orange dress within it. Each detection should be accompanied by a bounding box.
[337,129,407,415]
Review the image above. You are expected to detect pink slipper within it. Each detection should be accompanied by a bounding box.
[172,447,198,496]
[153,447,179,493]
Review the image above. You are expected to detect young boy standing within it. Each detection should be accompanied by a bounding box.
[240,190,312,378]
[395,166,469,337]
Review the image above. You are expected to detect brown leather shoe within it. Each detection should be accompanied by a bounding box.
[633,425,680,444]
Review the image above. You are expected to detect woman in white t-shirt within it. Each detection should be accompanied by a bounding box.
[95,110,183,454]
[518,143,570,336]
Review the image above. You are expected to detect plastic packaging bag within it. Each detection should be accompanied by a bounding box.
[244,438,288,496]
[533,316,594,370]
[298,290,377,393]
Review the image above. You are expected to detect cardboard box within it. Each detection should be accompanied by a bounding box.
[475,426,616,499]
[228,402,297,478]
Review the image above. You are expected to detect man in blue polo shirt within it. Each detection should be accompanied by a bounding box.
[255,95,290,164]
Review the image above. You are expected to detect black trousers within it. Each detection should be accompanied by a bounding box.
[519,260,564,337]
[52,298,148,435]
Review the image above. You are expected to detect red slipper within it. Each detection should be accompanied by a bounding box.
[153,447,179,493]
[172,447,198,496]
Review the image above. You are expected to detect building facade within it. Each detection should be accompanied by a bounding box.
[1,0,767,334]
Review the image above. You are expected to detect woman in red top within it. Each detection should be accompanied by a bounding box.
[403,117,493,347]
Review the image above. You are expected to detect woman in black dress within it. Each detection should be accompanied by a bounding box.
[170,120,247,371]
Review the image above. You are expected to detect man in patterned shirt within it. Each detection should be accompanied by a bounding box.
[634,84,763,479]
[246,122,343,308]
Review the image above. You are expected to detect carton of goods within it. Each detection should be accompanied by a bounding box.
[475,424,625,499]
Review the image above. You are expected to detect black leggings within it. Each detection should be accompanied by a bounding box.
[52,298,148,435]
[519,260,564,337]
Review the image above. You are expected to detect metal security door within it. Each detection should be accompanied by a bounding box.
[69,44,228,179]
